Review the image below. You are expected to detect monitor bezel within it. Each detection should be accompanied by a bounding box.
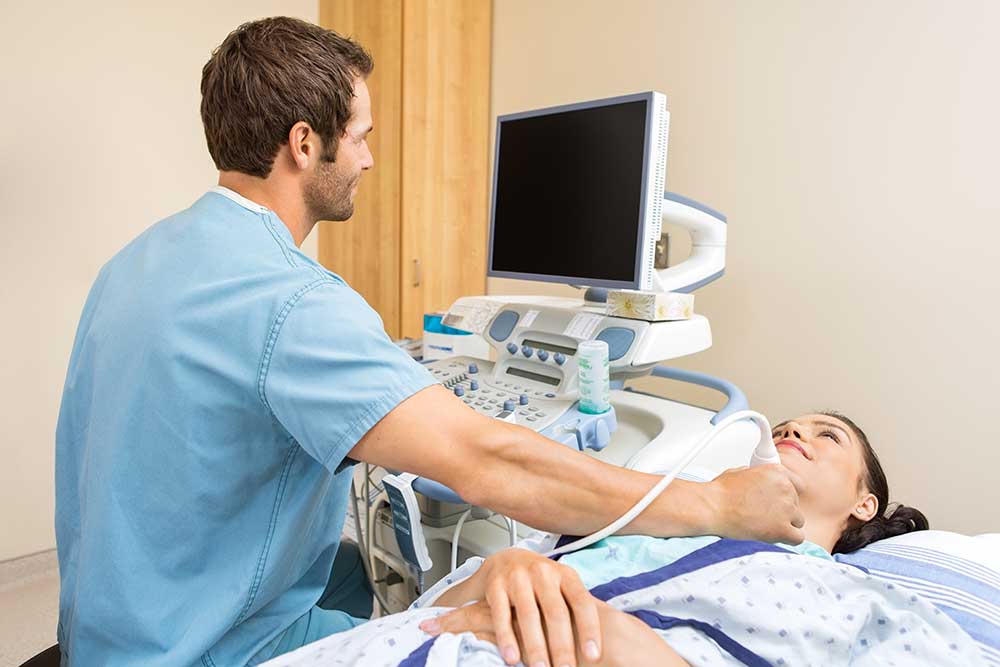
[486,91,658,291]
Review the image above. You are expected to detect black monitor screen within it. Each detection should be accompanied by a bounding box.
[490,99,648,285]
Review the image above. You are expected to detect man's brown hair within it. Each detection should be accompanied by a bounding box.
[200,17,373,178]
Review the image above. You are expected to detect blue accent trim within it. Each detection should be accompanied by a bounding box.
[589,539,789,602]
[629,610,771,667]
[672,268,726,294]
[399,637,438,667]
[596,327,636,361]
[664,191,728,223]
[648,366,749,425]
[538,404,618,453]
[423,313,472,335]
[411,477,466,505]
[487,92,661,291]
[488,310,519,342]
[584,287,608,303]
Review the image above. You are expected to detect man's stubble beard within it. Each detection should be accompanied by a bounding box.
[304,158,355,222]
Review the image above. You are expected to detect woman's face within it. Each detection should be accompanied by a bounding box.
[771,414,877,531]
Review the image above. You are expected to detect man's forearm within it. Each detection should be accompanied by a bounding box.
[351,385,800,545]
[457,419,720,538]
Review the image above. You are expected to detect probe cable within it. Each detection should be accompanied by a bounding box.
[544,410,777,558]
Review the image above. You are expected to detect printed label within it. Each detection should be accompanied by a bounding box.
[521,309,540,328]
[564,313,603,339]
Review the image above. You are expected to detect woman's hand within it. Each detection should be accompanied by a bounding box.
[422,598,691,667]
[422,548,602,667]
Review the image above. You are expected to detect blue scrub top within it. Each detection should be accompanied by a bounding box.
[55,188,436,666]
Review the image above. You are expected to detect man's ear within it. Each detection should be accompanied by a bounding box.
[853,493,878,522]
[287,121,316,170]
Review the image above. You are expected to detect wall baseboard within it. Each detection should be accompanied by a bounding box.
[0,548,58,592]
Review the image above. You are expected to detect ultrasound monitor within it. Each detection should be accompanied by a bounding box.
[487,92,669,291]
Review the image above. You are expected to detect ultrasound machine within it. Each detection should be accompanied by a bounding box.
[352,92,769,613]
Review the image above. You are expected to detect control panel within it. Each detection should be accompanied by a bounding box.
[425,355,617,453]
[441,296,712,404]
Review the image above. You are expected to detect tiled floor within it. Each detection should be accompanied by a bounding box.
[0,549,59,666]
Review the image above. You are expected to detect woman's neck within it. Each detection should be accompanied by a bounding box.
[802,514,844,554]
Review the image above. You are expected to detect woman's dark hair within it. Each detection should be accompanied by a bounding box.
[820,411,930,554]
[200,17,374,178]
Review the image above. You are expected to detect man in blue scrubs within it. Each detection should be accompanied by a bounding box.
[55,17,806,667]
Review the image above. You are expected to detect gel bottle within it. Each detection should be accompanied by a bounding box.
[577,340,611,414]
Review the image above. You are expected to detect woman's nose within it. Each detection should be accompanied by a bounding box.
[782,422,803,440]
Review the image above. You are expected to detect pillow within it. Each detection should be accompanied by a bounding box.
[835,530,1000,667]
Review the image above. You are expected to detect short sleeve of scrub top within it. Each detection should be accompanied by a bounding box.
[263,279,437,471]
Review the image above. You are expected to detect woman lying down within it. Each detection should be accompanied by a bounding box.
[262,413,984,667]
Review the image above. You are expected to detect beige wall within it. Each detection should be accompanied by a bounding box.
[491,0,1000,534]
[0,0,318,561]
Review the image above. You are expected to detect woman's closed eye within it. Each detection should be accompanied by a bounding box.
[819,430,841,444]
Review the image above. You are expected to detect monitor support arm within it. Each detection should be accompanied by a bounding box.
[650,192,728,294]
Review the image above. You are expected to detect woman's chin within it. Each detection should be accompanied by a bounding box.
[777,448,809,469]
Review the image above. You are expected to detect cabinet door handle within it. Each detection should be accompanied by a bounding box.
[412,258,421,287]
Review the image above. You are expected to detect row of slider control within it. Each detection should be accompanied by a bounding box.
[454,380,480,397]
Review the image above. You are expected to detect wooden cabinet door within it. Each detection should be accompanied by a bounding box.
[319,0,492,340]
[399,0,491,338]
[318,0,404,338]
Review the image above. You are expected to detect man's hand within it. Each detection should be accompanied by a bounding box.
[707,465,806,544]
[422,548,602,667]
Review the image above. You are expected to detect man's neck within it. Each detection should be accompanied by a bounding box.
[217,172,314,247]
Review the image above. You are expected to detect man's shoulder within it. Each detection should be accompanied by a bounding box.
[91,192,359,331]
[107,192,344,282]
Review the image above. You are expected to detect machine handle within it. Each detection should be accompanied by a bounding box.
[652,193,727,294]
[648,366,749,425]
[412,476,466,505]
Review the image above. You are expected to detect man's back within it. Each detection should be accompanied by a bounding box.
[55,190,431,665]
